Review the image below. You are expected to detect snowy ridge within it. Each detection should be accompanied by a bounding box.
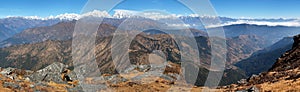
[3,9,300,27]
[113,9,138,19]
[49,13,80,20]
[5,10,111,20]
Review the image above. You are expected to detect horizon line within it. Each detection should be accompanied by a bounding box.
[0,9,299,20]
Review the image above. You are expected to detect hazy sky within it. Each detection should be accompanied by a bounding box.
[0,0,299,18]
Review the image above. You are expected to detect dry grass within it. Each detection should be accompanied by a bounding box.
[0,77,13,92]
[104,77,224,92]
[259,78,300,92]
[218,77,300,91]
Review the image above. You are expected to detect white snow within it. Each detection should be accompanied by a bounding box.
[113,9,138,18]
[3,9,300,27]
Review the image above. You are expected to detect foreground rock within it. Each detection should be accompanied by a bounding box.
[0,62,81,92]
[29,62,77,83]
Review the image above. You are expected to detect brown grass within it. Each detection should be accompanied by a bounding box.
[259,78,300,92]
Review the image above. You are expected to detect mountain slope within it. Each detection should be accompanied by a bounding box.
[0,20,119,47]
[0,19,274,86]
[0,40,72,70]
[0,24,15,40]
[0,32,255,86]
[0,17,63,41]
[226,35,266,64]
[219,34,300,91]
[0,20,266,65]
[270,34,300,71]
[235,37,294,76]
[0,18,168,47]
[246,34,300,90]
[220,24,300,47]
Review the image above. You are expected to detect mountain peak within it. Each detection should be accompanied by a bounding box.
[292,34,300,48]
[113,9,138,19]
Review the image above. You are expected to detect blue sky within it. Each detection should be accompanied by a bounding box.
[0,0,299,18]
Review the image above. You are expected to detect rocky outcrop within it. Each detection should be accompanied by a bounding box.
[28,62,77,84]
[0,62,82,91]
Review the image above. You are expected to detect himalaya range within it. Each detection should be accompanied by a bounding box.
[1,10,300,42]
[0,9,300,91]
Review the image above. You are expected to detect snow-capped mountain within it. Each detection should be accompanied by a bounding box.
[49,13,80,20]
[7,10,111,21]
[113,9,138,19]
[3,9,299,28]
[0,9,299,42]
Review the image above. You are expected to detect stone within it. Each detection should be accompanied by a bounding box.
[0,67,15,76]
[16,79,22,82]
[237,79,248,85]
[103,75,128,85]
[160,74,176,82]
[7,74,16,80]
[3,82,20,89]
[29,62,69,83]
[137,65,151,72]
[247,86,260,92]
[123,65,137,73]
[67,85,84,92]
[35,82,48,87]
[30,85,35,88]
[25,77,31,81]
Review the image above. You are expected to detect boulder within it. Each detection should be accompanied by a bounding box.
[3,82,20,89]
[67,85,84,92]
[247,86,260,92]
[137,65,151,72]
[103,75,128,85]
[123,65,137,73]
[0,67,18,80]
[0,67,15,75]
[237,79,248,85]
[28,62,72,83]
